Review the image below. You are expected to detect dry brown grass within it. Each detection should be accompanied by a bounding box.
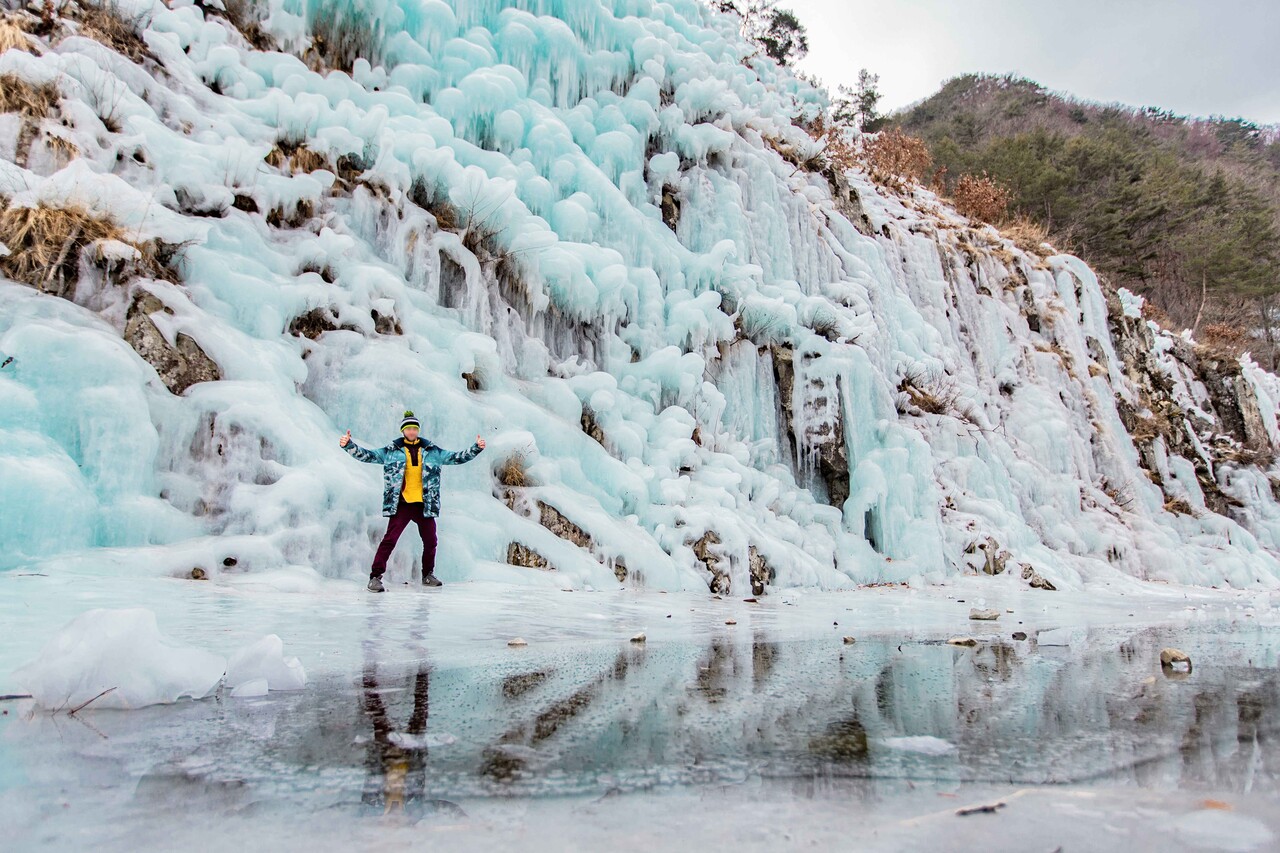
[952,172,1011,224]
[999,216,1052,255]
[928,164,948,193]
[72,0,153,63]
[0,73,58,118]
[815,118,859,174]
[1198,322,1251,356]
[42,128,80,163]
[764,133,816,172]
[265,140,332,174]
[432,199,458,231]
[858,128,932,189]
[497,451,530,488]
[1128,414,1159,444]
[0,203,175,292]
[897,368,980,424]
[1141,301,1174,329]
[265,198,315,229]
[0,15,39,54]
[409,180,460,230]
[993,246,1017,266]
[769,114,860,176]
[199,0,277,52]
[0,203,127,288]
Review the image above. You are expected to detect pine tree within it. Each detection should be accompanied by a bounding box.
[854,68,883,132]
[717,1,808,67]
[758,8,807,66]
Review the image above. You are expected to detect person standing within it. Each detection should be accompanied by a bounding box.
[341,410,485,592]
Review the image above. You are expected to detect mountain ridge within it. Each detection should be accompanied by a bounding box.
[886,72,1280,356]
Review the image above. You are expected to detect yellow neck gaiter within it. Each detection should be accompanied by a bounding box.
[401,439,423,503]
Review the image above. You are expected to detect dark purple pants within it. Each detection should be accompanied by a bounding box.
[371,500,437,579]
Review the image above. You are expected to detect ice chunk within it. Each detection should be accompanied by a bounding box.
[1036,626,1087,647]
[882,736,957,755]
[230,678,269,698]
[225,634,307,692]
[12,608,225,710]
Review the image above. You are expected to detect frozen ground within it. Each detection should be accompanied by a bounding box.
[3,571,1279,851]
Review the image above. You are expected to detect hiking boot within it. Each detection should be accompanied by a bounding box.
[422,574,443,588]
[367,576,385,593]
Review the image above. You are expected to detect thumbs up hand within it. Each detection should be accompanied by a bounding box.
[476,434,486,450]
[339,430,351,447]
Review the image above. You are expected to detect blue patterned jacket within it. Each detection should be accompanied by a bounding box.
[344,436,482,517]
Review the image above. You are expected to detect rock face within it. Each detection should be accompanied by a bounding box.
[693,531,730,595]
[1021,564,1057,591]
[965,537,1011,575]
[501,489,606,577]
[1106,289,1273,519]
[124,291,220,395]
[748,546,775,597]
[506,542,550,571]
[770,344,850,510]
[538,502,592,550]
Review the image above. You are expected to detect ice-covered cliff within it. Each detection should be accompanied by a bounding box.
[3,0,1280,593]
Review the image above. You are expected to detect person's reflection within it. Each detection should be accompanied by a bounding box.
[360,660,431,818]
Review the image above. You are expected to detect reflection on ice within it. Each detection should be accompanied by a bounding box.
[5,622,1278,838]
[359,658,464,820]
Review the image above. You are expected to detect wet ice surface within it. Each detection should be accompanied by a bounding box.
[2,574,1279,852]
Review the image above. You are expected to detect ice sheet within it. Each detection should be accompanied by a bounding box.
[1,574,1278,852]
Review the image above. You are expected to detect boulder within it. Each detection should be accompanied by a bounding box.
[507,542,551,570]
[124,291,220,395]
[692,530,730,594]
[1021,563,1057,590]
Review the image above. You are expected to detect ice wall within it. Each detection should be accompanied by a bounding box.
[1,0,1279,592]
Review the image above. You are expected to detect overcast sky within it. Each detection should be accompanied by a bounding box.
[781,0,1280,125]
